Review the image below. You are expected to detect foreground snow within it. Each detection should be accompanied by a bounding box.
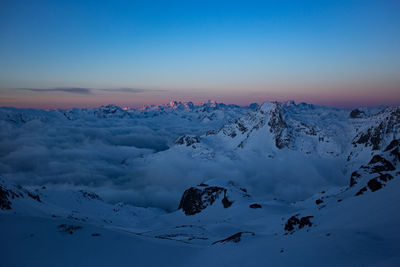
[1,175,400,266]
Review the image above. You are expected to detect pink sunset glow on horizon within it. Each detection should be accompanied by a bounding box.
[1,82,399,110]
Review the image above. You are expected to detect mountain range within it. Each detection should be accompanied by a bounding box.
[0,100,399,266]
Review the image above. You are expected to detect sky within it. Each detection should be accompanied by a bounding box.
[0,0,399,108]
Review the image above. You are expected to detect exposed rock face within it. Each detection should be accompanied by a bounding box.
[349,109,366,119]
[385,139,400,152]
[0,179,42,209]
[94,104,127,118]
[368,155,395,172]
[315,199,324,205]
[217,102,293,149]
[221,195,233,208]
[235,119,248,134]
[351,138,398,196]
[212,231,255,244]
[5,113,28,124]
[205,130,218,136]
[178,181,250,215]
[175,135,200,146]
[27,191,41,202]
[266,104,290,149]
[57,224,83,235]
[249,203,262,209]
[80,190,102,201]
[385,139,400,162]
[178,186,231,215]
[350,171,361,187]
[355,173,394,196]
[221,124,238,138]
[0,182,26,210]
[0,186,12,210]
[353,107,400,150]
[212,101,334,152]
[355,187,368,196]
[284,215,314,232]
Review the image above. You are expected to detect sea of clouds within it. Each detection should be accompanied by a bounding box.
[0,106,348,211]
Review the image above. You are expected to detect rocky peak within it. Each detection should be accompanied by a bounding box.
[283,100,296,107]
[256,102,291,149]
[353,107,400,150]
[94,104,127,118]
[267,104,290,149]
[167,101,195,111]
[258,101,279,114]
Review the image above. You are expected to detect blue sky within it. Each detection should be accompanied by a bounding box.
[0,0,399,108]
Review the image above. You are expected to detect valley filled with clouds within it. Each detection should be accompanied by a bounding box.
[0,102,356,210]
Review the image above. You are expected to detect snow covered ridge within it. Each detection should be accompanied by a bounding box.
[0,100,255,122]
[0,100,399,207]
[1,101,400,266]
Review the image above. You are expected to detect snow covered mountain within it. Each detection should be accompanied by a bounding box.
[0,101,399,266]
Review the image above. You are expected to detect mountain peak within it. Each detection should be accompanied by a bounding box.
[259,101,280,114]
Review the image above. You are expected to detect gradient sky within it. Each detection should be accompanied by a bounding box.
[0,0,399,108]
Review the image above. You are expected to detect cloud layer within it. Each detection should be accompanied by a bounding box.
[0,107,244,210]
[0,105,348,211]
[19,87,93,94]
[16,87,164,95]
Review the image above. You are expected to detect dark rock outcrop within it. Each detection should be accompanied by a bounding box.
[384,139,400,162]
[0,180,44,209]
[355,173,394,196]
[267,105,290,149]
[351,141,398,193]
[367,178,383,192]
[175,135,200,146]
[235,119,248,134]
[94,104,127,118]
[353,107,400,150]
[27,191,41,202]
[355,187,368,196]
[0,182,25,209]
[205,130,218,136]
[222,195,233,208]
[384,139,400,152]
[349,109,365,119]
[212,231,255,244]
[368,155,395,172]
[178,181,249,215]
[57,224,83,235]
[249,203,262,209]
[284,215,314,232]
[80,190,102,201]
[350,171,361,187]
[0,186,12,210]
[178,186,233,215]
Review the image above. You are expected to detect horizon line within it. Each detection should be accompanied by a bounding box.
[0,99,398,111]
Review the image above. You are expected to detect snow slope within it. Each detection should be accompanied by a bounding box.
[0,100,399,266]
